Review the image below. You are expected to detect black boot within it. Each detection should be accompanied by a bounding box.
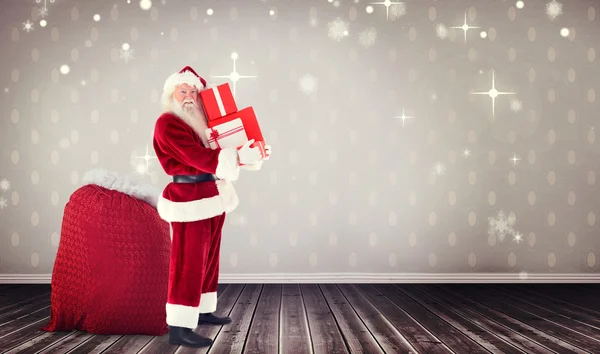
[198,312,232,325]
[168,326,213,348]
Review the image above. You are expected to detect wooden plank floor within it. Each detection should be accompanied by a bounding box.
[0,284,599,353]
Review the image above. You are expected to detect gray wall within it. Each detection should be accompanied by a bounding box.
[0,0,599,279]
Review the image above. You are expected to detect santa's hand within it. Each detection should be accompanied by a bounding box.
[263,145,272,160]
[238,139,262,165]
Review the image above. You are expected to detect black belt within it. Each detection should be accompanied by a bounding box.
[173,174,217,183]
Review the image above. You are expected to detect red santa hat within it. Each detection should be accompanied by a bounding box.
[163,66,207,96]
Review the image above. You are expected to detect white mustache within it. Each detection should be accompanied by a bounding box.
[182,99,197,106]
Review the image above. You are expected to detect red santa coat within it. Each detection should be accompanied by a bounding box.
[153,112,240,222]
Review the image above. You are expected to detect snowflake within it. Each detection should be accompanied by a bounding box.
[38,7,48,18]
[309,16,318,27]
[0,197,7,209]
[518,271,528,280]
[436,23,448,39]
[432,162,446,176]
[120,48,135,63]
[488,210,517,242]
[333,0,341,7]
[328,18,349,41]
[22,20,34,32]
[298,74,318,95]
[546,0,562,20]
[390,3,406,21]
[0,179,10,191]
[510,99,523,112]
[358,27,377,48]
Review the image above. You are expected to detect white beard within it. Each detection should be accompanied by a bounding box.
[168,98,210,147]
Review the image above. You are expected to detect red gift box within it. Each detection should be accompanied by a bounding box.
[207,106,264,143]
[199,83,238,121]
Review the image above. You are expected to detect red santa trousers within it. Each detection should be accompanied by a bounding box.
[165,212,225,329]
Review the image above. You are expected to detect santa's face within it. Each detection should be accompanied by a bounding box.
[172,83,200,114]
[169,84,210,147]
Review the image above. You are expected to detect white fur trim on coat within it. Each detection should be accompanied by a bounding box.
[166,303,199,329]
[198,292,217,314]
[163,70,203,96]
[215,148,240,182]
[82,168,161,208]
[156,180,239,222]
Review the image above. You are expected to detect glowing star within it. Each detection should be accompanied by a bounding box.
[462,148,471,158]
[394,108,413,127]
[212,52,257,98]
[470,70,517,117]
[432,162,446,176]
[370,0,405,21]
[0,197,7,209]
[22,20,34,32]
[510,99,523,112]
[546,0,562,20]
[510,153,521,166]
[298,74,318,95]
[488,210,517,242]
[436,23,448,39]
[328,18,349,41]
[0,179,10,191]
[513,232,524,243]
[451,11,480,43]
[358,27,377,48]
[133,144,158,175]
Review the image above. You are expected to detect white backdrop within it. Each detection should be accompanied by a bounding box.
[0,0,599,282]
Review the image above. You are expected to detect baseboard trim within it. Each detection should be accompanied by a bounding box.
[1,272,599,284]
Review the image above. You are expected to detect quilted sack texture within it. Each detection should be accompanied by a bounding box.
[42,169,171,335]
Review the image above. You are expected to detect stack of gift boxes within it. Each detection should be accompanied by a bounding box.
[198,83,267,163]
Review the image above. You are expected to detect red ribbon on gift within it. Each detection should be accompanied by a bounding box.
[207,124,246,150]
[210,129,221,148]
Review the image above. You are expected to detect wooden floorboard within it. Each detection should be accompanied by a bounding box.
[337,284,415,353]
[477,285,600,346]
[411,284,553,354]
[488,285,600,329]
[354,284,450,353]
[243,284,281,354]
[394,284,525,353]
[278,284,312,354]
[431,284,589,354]
[0,284,599,353]
[302,284,349,354]
[208,284,262,354]
[319,284,383,353]
[447,285,597,353]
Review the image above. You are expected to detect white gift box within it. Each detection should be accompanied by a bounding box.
[204,118,249,150]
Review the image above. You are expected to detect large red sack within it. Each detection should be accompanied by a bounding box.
[42,169,171,335]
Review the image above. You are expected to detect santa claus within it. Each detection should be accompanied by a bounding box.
[153,66,269,348]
